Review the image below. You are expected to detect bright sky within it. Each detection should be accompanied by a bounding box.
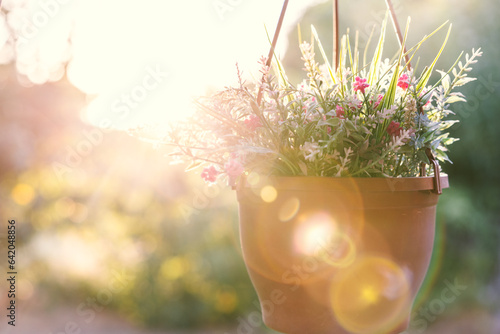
[53,0,326,130]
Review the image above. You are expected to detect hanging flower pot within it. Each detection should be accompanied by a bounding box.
[134,0,481,332]
[237,174,448,334]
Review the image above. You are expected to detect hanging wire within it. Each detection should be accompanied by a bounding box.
[384,0,438,180]
[333,0,339,70]
[385,0,411,70]
[256,0,290,105]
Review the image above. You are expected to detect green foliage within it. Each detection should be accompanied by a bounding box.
[153,22,480,184]
[0,134,258,330]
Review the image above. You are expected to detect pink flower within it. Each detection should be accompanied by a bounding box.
[387,121,402,137]
[225,159,244,186]
[201,166,219,183]
[244,115,262,131]
[353,76,369,94]
[374,94,384,108]
[397,74,410,90]
[335,105,345,119]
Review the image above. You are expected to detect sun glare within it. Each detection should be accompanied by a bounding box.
[65,0,325,130]
[293,212,337,256]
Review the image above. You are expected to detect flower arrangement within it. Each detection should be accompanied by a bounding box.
[147,13,481,186]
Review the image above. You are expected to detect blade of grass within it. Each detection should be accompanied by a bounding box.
[382,17,410,111]
[264,25,290,90]
[363,25,376,68]
[337,35,347,97]
[298,23,302,45]
[346,29,354,72]
[311,25,337,84]
[416,24,452,93]
[354,31,359,74]
[403,21,449,57]
[367,11,389,85]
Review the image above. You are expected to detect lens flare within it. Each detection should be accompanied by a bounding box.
[412,218,446,310]
[246,172,261,186]
[11,183,35,206]
[278,197,300,222]
[260,185,278,203]
[316,232,356,268]
[293,212,336,256]
[331,256,411,334]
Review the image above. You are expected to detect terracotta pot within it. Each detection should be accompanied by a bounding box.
[236,175,449,334]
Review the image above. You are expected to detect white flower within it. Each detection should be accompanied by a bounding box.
[377,106,398,120]
[301,141,321,162]
[347,96,362,110]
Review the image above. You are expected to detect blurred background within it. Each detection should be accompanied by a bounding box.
[0,0,498,333]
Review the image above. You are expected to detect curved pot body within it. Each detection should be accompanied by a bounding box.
[237,175,449,334]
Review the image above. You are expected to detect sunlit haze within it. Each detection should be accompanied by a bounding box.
[64,0,325,130]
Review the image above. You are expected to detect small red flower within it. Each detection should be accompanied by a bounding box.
[397,74,410,90]
[335,105,345,119]
[201,166,219,183]
[387,121,402,137]
[353,76,370,94]
[374,94,384,108]
[244,115,262,131]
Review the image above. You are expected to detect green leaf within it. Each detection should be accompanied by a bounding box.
[363,25,376,68]
[351,133,366,142]
[311,25,337,84]
[400,21,449,65]
[296,126,305,139]
[454,77,477,87]
[318,117,341,127]
[382,18,411,116]
[437,70,451,91]
[367,11,389,85]
[344,120,356,131]
[439,120,459,130]
[445,95,466,104]
[417,149,430,164]
[419,89,434,106]
[416,24,452,93]
[265,25,290,91]
[298,161,308,176]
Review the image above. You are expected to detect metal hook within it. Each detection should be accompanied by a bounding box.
[425,148,443,195]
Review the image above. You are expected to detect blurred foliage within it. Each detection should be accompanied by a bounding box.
[0,0,499,332]
[0,67,260,329]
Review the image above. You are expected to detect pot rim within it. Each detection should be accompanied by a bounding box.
[238,174,449,193]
